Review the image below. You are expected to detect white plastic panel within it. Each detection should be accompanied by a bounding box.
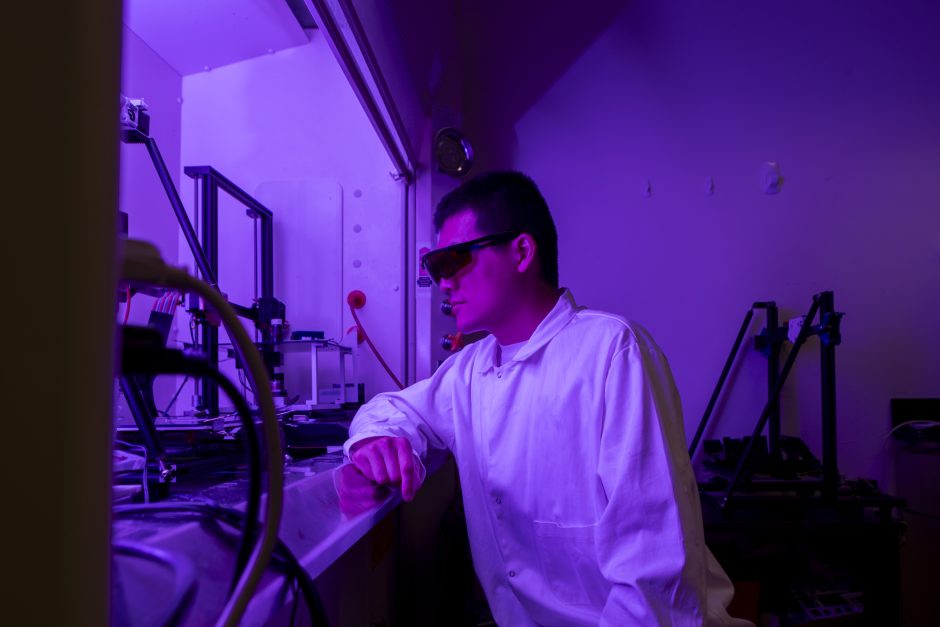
[256,179,344,403]
[125,0,311,75]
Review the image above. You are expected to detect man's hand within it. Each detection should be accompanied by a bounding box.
[335,463,390,516]
[348,436,421,501]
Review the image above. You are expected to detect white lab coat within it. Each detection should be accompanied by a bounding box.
[345,290,751,626]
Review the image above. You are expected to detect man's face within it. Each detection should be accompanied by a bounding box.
[436,210,516,333]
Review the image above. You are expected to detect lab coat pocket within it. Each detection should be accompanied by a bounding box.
[533,521,607,607]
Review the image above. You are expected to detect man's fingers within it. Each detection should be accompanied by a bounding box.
[351,451,375,481]
[395,438,416,501]
[366,452,390,485]
[336,465,391,516]
[350,436,419,500]
[347,482,385,500]
[351,441,391,484]
[340,464,374,489]
[381,440,402,486]
[340,464,388,498]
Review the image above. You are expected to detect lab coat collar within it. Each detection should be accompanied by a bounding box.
[476,288,580,373]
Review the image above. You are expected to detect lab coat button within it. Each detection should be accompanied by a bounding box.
[508,570,516,578]
[495,496,501,505]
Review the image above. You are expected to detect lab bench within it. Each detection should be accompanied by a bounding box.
[112,450,463,626]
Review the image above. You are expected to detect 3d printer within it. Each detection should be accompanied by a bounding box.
[115,97,358,500]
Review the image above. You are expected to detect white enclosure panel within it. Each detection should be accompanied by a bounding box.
[180,35,401,403]
[125,0,310,76]
[341,181,406,398]
[257,180,344,338]
[257,179,344,403]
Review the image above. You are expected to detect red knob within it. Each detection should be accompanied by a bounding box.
[347,290,367,309]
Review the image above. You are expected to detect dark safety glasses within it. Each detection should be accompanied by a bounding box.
[421,231,520,284]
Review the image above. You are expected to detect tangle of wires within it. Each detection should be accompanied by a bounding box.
[119,249,288,627]
[154,290,181,315]
[113,501,328,627]
[118,341,263,599]
[192,365,263,589]
[123,286,133,324]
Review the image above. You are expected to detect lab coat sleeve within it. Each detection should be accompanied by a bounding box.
[595,339,709,626]
[343,353,458,465]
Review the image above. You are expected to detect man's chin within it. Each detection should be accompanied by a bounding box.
[455,316,484,334]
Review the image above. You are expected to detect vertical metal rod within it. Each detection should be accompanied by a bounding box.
[253,217,259,303]
[722,297,821,509]
[191,179,201,324]
[310,346,320,406]
[340,347,347,405]
[253,217,259,343]
[818,291,838,501]
[200,175,220,416]
[193,174,200,242]
[689,308,754,457]
[260,213,274,299]
[767,303,782,456]
[401,180,411,386]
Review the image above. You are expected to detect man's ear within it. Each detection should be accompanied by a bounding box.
[515,234,538,274]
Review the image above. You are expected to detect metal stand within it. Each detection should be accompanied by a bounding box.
[183,166,278,416]
[689,291,844,510]
[764,302,782,458]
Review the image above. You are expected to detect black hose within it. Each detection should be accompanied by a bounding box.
[118,341,262,596]
[201,368,262,592]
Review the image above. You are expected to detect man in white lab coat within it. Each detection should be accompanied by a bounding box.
[340,171,751,626]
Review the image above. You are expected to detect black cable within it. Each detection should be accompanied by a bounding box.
[161,376,190,416]
[113,502,328,626]
[189,315,199,348]
[202,368,262,593]
[901,507,940,523]
[288,579,301,627]
[238,370,255,393]
[120,346,262,598]
[209,504,325,627]
[113,540,198,627]
[120,261,284,627]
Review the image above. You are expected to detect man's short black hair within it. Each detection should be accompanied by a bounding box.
[433,171,559,288]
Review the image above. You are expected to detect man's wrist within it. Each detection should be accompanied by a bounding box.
[348,435,384,456]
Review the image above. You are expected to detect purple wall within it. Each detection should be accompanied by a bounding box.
[462,0,940,483]
[456,7,940,617]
